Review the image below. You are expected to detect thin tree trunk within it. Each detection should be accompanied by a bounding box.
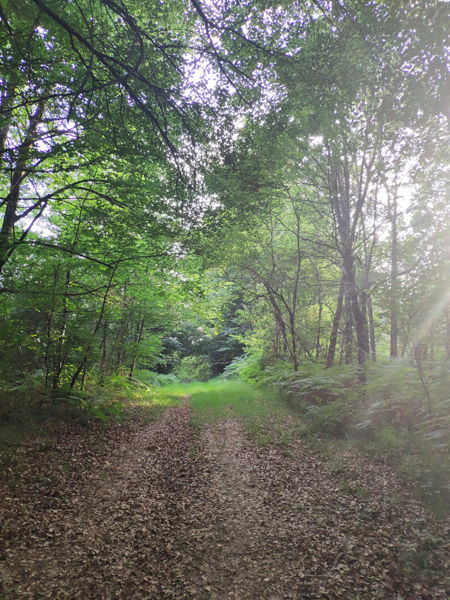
[401,335,408,358]
[446,307,450,360]
[412,344,432,414]
[313,263,323,360]
[315,299,323,360]
[44,269,58,389]
[326,277,344,368]
[99,321,109,382]
[339,333,345,366]
[289,310,299,372]
[70,264,117,388]
[429,326,434,365]
[0,101,46,273]
[344,251,369,366]
[352,291,369,365]
[367,294,376,361]
[389,184,399,359]
[128,318,145,380]
[80,356,88,391]
[51,269,71,392]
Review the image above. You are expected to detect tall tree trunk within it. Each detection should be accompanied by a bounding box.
[389,184,399,359]
[326,145,375,368]
[271,302,291,367]
[343,249,369,365]
[326,276,344,368]
[313,263,323,360]
[343,296,353,365]
[367,294,376,361]
[360,289,370,362]
[401,334,408,358]
[446,307,450,360]
[44,270,58,389]
[289,310,299,372]
[128,318,145,380]
[0,75,17,172]
[99,321,109,382]
[114,293,133,369]
[351,289,369,365]
[429,326,435,365]
[315,299,323,360]
[0,101,46,273]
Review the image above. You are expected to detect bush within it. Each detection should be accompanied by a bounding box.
[222,353,264,382]
[360,425,410,456]
[134,370,180,387]
[173,355,213,382]
[304,399,354,437]
[258,361,358,410]
[0,385,122,451]
[53,384,124,421]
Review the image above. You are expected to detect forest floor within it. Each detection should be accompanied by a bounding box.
[1,388,449,600]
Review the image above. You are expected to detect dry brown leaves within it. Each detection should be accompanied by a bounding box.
[1,403,448,599]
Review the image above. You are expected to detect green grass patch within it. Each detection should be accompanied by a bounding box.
[183,379,299,445]
[189,379,286,424]
[135,381,191,422]
[149,381,203,404]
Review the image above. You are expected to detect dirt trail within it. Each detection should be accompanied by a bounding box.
[1,401,448,599]
[198,419,274,598]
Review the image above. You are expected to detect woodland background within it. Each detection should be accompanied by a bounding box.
[0,0,449,512]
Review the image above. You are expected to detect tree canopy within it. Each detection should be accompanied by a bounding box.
[0,0,448,391]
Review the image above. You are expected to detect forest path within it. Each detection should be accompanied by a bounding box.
[1,398,448,599]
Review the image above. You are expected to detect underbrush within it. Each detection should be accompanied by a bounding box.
[241,359,450,516]
[173,355,213,382]
[0,386,119,448]
[0,375,182,454]
[134,369,180,387]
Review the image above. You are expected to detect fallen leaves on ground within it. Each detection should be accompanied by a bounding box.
[0,402,448,599]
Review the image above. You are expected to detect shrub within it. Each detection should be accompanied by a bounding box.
[134,370,180,387]
[259,361,358,410]
[304,399,354,437]
[222,353,264,382]
[173,355,213,382]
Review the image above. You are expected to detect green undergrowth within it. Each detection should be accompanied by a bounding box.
[184,379,299,446]
[246,359,450,517]
[0,375,182,455]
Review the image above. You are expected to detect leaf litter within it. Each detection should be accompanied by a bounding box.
[0,400,448,599]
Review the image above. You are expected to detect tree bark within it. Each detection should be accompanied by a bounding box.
[343,295,353,365]
[445,307,450,360]
[0,100,46,273]
[326,276,344,368]
[315,299,323,360]
[367,294,376,361]
[343,249,369,366]
[389,185,399,359]
[0,75,17,172]
[128,318,145,380]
